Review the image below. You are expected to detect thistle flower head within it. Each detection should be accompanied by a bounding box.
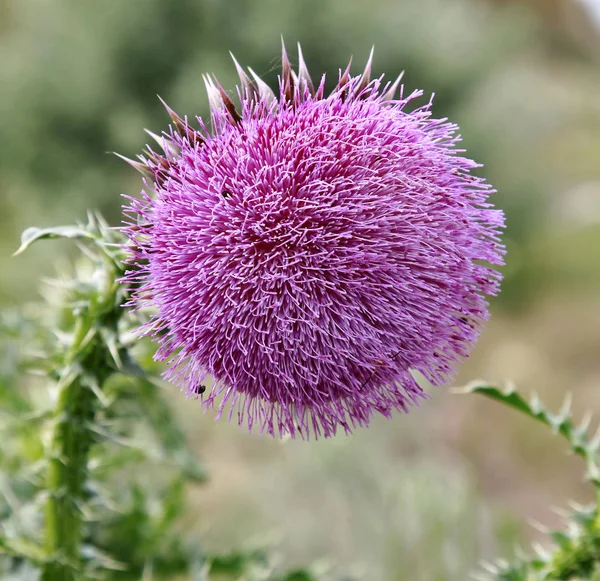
[121,42,505,439]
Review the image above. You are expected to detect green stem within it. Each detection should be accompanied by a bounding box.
[41,319,110,581]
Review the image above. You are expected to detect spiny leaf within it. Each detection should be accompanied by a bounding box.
[80,544,127,571]
[13,214,126,274]
[461,383,600,580]
[14,226,94,256]
[458,382,600,486]
[0,534,46,564]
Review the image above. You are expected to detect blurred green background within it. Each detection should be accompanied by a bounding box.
[2,0,600,579]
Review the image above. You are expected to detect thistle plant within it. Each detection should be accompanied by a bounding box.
[1,43,598,581]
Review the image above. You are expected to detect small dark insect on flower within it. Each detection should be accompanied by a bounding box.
[120,41,505,440]
[191,383,206,396]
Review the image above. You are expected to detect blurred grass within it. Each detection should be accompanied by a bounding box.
[2,0,600,579]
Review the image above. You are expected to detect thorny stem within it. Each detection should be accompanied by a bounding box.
[38,230,125,580]
[11,215,210,578]
[41,317,113,581]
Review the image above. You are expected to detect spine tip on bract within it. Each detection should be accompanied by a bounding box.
[203,74,224,116]
[296,43,315,97]
[381,72,405,101]
[355,46,375,97]
[230,52,259,101]
[280,38,295,102]
[157,95,205,147]
[211,74,242,124]
[113,152,154,181]
[247,67,277,105]
[143,129,179,157]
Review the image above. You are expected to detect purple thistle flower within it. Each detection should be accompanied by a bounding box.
[120,42,505,439]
